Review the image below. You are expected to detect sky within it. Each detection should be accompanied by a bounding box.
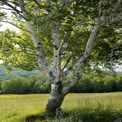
[0,23,19,64]
[0,22,18,32]
[0,6,19,64]
[0,5,19,32]
[0,60,3,64]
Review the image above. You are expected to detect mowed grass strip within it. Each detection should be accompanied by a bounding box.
[0,92,122,122]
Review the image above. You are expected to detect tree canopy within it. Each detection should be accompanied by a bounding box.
[0,0,121,72]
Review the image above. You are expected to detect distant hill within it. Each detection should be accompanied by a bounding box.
[0,66,41,80]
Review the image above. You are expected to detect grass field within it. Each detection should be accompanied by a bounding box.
[0,92,122,122]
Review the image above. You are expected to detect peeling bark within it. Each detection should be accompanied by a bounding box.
[52,22,61,83]
[19,0,50,78]
[46,82,64,112]
[63,67,82,95]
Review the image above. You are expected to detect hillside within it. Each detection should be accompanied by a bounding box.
[0,66,41,80]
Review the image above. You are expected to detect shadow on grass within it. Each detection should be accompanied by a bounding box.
[67,108,122,122]
[25,110,56,122]
[25,108,122,122]
[25,114,46,122]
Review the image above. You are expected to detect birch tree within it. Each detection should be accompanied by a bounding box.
[0,0,122,112]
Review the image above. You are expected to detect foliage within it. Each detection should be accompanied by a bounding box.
[71,73,122,93]
[1,75,50,94]
[0,84,1,92]
[0,73,122,94]
[2,78,27,94]
[0,0,121,71]
[116,75,122,91]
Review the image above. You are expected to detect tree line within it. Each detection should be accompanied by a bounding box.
[0,74,122,94]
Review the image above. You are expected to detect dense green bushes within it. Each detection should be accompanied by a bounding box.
[1,76,50,94]
[0,74,122,94]
[71,74,122,93]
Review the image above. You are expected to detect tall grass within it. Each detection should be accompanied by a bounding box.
[0,94,48,122]
[61,93,122,122]
[0,92,122,122]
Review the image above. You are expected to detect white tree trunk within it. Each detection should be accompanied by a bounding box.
[46,22,64,111]
[46,82,64,112]
[26,21,49,77]
[19,0,100,112]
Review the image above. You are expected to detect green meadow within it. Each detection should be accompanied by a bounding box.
[0,92,122,122]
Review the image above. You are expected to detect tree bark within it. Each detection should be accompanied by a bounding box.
[46,82,64,112]
[46,24,100,112]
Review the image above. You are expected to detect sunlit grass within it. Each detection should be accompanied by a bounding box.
[0,92,122,122]
[62,92,122,110]
[0,94,48,122]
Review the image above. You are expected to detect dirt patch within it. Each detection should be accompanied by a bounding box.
[25,114,53,122]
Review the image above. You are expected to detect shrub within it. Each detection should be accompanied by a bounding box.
[116,75,122,91]
[1,74,122,94]
[2,78,27,94]
[1,75,50,94]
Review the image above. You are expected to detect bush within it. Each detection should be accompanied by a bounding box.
[103,75,117,92]
[71,74,122,93]
[2,78,27,94]
[0,80,2,94]
[1,75,50,94]
[1,74,122,94]
[116,74,122,91]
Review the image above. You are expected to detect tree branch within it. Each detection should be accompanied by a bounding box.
[58,31,71,54]
[62,66,82,95]
[33,0,41,7]
[61,56,72,72]
[62,0,72,9]
[15,36,35,49]
[61,35,82,80]
[61,53,83,80]
[51,22,61,82]
[62,21,100,95]
[0,20,30,32]
[0,1,27,20]
[18,0,50,78]
[0,7,13,11]
[47,0,52,6]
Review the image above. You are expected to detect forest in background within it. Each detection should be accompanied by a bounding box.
[0,66,41,80]
[0,69,122,94]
